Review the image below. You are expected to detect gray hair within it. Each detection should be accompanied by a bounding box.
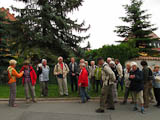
[80,63,86,67]
[9,59,17,65]
[58,56,63,61]
[42,59,47,63]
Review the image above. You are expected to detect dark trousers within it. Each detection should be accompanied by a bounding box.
[40,81,48,97]
[70,75,78,92]
[117,78,124,91]
[91,77,95,91]
[95,80,102,92]
[80,87,90,102]
[9,82,16,106]
[153,88,160,106]
[123,87,133,102]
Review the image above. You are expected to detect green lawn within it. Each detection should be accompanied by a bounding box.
[0,84,124,98]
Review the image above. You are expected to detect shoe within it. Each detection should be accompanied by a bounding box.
[64,94,69,96]
[121,101,127,105]
[107,107,115,110]
[79,101,86,104]
[130,101,134,104]
[114,101,118,103]
[12,104,17,107]
[141,108,145,114]
[26,99,30,104]
[96,108,105,113]
[133,107,138,111]
[144,105,149,108]
[32,99,37,103]
[86,97,91,101]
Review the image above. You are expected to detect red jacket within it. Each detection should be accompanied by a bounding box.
[78,68,88,87]
[20,66,37,86]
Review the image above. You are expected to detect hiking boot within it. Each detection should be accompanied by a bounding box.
[133,107,138,111]
[96,108,105,113]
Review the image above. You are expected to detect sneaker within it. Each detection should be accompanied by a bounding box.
[121,101,127,105]
[107,107,115,110]
[96,108,105,113]
[133,107,138,111]
[141,108,145,114]
[26,99,30,104]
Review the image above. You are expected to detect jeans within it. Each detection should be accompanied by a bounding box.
[80,87,90,102]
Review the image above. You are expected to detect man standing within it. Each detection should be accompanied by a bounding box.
[115,59,123,91]
[69,57,78,92]
[89,61,96,91]
[141,60,152,108]
[54,57,69,96]
[96,58,116,113]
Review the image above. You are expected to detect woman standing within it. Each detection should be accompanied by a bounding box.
[20,60,37,103]
[78,63,90,103]
[7,60,24,107]
[153,65,160,108]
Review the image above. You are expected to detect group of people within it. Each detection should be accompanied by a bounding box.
[7,57,160,114]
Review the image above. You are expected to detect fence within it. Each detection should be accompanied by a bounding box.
[0,65,65,85]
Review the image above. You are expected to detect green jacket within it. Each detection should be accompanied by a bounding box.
[94,67,102,80]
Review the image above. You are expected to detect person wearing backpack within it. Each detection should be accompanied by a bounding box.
[7,60,24,107]
[54,56,69,96]
[141,60,153,108]
[20,60,37,103]
[96,58,116,113]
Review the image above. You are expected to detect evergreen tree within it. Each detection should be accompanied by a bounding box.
[114,0,158,56]
[0,10,12,66]
[11,0,90,62]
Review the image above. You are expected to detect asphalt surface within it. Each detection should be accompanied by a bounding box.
[0,100,159,120]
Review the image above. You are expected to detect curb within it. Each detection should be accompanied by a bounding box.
[0,97,126,102]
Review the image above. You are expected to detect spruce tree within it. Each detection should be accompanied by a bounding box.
[0,10,12,66]
[11,0,90,62]
[114,0,158,56]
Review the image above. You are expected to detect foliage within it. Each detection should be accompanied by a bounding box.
[0,9,13,66]
[85,43,139,66]
[10,0,90,64]
[114,0,158,56]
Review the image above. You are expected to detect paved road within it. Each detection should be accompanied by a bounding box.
[0,101,159,120]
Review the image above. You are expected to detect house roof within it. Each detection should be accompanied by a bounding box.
[123,32,160,42]
[0,7,16,21]
[132,56,160,61]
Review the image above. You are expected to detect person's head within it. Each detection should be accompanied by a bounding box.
[23,60,30,69]
[109,61,115,68]
[126,62,131,70]
[154,65,159,72]
[85,61,88,66]
[115,59,120,65]
[131,62,138,71]
[97,57,104,66]
[140,60,148,67]
[9,59,17,68]
[79,63,85,70]
[107,57,112,64]
[71,57,75,63]
[80,59,85,64]
[58,56,63,63]
[42,59,47,66]
[90,61,95,66]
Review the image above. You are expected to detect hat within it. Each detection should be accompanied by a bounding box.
[23,60,30,65]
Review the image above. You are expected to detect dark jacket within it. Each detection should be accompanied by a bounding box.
[129,68,144,92]
[69,62,78,76]
[142,66,149,84]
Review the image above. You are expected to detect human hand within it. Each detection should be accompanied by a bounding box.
[78,83,82,87]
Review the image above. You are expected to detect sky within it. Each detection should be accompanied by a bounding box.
[0,0,160,49]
